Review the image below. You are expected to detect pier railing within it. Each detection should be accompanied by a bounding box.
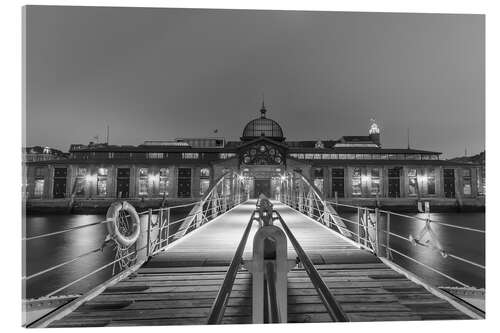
[23,171,248,307]
[279,171,485,290]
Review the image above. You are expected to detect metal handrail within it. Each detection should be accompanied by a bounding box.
[273,210,348,322]
[282,171,350,237]
[324,199,377,211]
[207,211,257,324]
[174,172,237,238]
[281,183,485,289]
[22,219,112,241]
[265,261,280,323]
[41,243,148,298]
[23,246,104,281]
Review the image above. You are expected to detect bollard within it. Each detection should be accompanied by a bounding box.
[247,225,290,323]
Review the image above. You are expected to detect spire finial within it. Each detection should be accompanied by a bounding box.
[260,93,267,118]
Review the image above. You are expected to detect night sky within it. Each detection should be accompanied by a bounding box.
[25,6,484,158]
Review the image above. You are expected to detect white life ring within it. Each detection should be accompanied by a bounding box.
[106,201,141,247]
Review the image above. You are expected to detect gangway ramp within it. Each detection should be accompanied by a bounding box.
[47,200,472,327]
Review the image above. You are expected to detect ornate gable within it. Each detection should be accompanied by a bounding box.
[238,138,286,166]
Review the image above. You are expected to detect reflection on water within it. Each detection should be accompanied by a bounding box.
[23,211,485,299]
[339,211,485,288]
[24,214,114,299]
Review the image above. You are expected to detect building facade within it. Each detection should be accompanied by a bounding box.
[24,103,485,211]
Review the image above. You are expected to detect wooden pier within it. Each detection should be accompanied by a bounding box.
[45,201,475,327]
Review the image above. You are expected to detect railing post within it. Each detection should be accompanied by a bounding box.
[374,208,380,256]
[158,208,163,253]
[357,207,361,245]
[386,212,391,259]
[147,208,152,257]
[363,209,369,247]
[165,207,171,246]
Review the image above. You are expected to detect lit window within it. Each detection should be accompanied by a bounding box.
[463,169,472,195]
[34,179,44,198]
[219,153,236,159]
[370,168,381,195]
[408,168,417,196]
[159,168,169,196]
[77,167,87,177]
[75,167,87,196]
[406,154,421,160]
[352,168,362,196]
[427,168,436,195]
[200,179,210,195]
[182,153,199,159]
[478,167,485,196]
[97,167,108,196]
[200,168,210,177]
[147,152,164,159]
[139,168,149,195]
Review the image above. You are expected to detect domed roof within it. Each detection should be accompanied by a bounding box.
[241,102,284,141]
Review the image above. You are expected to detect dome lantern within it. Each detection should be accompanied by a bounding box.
[241,102,284,141]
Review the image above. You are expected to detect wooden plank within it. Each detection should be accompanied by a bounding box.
[115,276,411,288]
[138,266,230,273]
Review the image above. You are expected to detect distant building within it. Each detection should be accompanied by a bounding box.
[24,103,484,210]
[448,151,485,196]
[23,146,68,162]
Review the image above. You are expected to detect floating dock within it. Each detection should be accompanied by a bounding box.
[36,201,478,327]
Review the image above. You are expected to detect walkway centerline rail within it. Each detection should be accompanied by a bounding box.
[273,210,349,322]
